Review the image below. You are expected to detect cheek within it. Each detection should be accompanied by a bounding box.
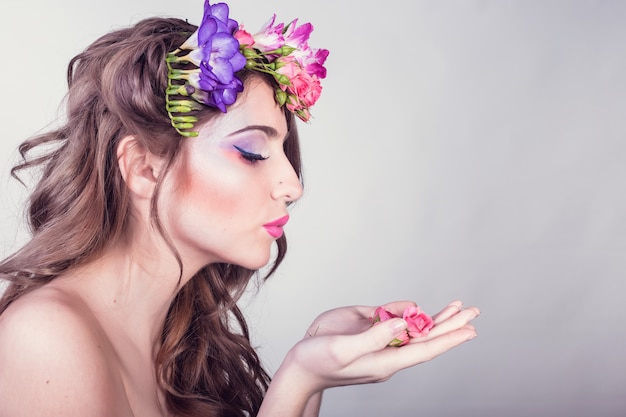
[181,153,257,217]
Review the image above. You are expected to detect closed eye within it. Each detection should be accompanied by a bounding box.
[233,145,269,163]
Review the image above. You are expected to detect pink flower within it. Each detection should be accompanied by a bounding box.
[370,305,434,347]
[234,26,254,47]
[245,16,328,78]
[403,306,434,338]
[290,44,329,79]
[281,63,321,103]
[307,48,329,78]
[371,306,399,323]
[290,73,322,107]
[233,13,328,121]
[371,307,410,347]
[283,19,312,49]
[276,58,322,121]
[248,14,286,52]
[253,16,312,51]
[388,330,411,347]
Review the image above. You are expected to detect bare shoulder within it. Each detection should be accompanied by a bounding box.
[0,286,131,416]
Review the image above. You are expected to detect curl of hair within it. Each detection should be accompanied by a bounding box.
[0,17,302,417]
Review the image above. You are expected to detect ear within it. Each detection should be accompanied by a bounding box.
[116,135,163,199]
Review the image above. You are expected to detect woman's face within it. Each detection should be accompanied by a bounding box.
[161,78,303,270]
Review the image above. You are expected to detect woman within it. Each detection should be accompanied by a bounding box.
[0,1,479,416]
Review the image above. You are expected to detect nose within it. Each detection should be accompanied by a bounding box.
[271,157,303,204]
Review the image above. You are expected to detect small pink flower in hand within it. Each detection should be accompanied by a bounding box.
[371,305,434,347]
[403,306,434,338]
[371,306,398,323]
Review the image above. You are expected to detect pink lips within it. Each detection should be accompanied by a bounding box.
[263,215,290,238]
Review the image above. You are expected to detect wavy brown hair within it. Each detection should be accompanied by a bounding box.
[0,17,302,416]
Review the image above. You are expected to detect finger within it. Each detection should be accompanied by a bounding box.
[340,317,408,359]
[378,324,478,371]
[418,324,477,362]
[427,307,480,339]
[431,300,464,325]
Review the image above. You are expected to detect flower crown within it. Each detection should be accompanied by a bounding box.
[166,0,329,137]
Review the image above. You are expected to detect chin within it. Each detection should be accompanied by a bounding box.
[242,256,272,271]
[232,249,273,271]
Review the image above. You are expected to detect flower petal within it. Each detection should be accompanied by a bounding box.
[197,18,218,47]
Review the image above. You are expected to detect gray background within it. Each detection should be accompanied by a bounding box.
[1,1,625,416]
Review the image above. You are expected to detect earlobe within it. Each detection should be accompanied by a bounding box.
[116,135,161,199]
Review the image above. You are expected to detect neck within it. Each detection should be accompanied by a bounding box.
[59,234,196,358]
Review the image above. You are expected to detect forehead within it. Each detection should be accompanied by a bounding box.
[199,78,288,141]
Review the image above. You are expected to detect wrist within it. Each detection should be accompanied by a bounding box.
[258,349,320,417]
[279,346,324,396]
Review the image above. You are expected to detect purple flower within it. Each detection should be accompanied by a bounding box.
[167,0,328,133]
[184,1,246,112]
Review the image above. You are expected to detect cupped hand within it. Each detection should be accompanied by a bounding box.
[285,300,479,394]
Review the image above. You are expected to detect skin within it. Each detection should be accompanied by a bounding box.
[0,79,480,416]
[158,79,303,273]
[264,300,479,417]
[0,78,300,416]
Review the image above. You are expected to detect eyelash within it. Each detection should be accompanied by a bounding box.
[233,145,269,163]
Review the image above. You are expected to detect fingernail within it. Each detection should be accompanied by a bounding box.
[389,318,407,334]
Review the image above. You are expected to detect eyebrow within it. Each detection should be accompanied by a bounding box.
[227,125,281,139]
